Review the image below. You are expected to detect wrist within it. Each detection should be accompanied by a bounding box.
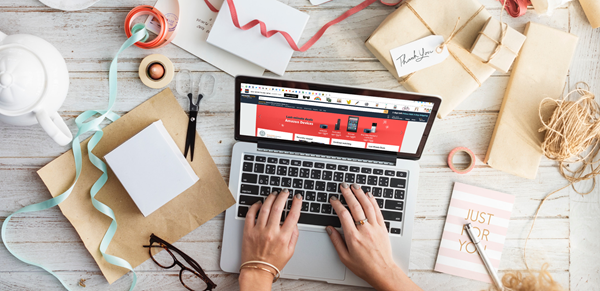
[372,264,408,291]
[239,266,274,291]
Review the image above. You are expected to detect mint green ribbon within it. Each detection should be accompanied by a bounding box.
[1,24,151,291]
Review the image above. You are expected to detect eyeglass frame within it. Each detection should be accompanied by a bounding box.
[143,233,217,291]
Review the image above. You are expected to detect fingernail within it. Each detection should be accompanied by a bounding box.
[330,196,338,202]
[352,183,360,190]
[341,182,349,189]
[271,191,278,196]
[256,200,263,205]
[366,191,373,198]
[282,188,289,194]
[295,193,302,200]
[326,227,332,235]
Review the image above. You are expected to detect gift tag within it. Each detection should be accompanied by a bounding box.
[390,35,449,77]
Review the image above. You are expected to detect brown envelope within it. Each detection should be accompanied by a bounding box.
[37,89,235,283]
[484,22,578,179]
[365,0,495,118]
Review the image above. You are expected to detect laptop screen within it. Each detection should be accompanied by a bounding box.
[235,76,441,159]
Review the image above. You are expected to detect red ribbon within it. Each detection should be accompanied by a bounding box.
[500,0,532,17]
[204,0,402,52]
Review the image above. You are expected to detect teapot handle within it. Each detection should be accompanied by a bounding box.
[35,110,73,146]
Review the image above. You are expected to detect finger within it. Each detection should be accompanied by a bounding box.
[288,225,299,252]
[350,183,377,224]
[257,191,277,227]
[367,191,386,226]
[340,182,366,222]
[267,189,289,228]
[326,226,349,263]
[330,195,357,234]
[244,200,262,229]
[282,193,303,233]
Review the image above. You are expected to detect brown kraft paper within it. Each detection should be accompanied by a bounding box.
[365,0,495,118]
[484,22,578,179]
[580,0,600,29]
[470,17,527,73]
[37,89,236,283]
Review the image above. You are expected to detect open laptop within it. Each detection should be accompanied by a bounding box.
[220,76,441,286]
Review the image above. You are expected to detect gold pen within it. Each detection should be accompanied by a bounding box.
[464,223,503,290]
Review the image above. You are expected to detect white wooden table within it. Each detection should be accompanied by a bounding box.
[1,0,599,290]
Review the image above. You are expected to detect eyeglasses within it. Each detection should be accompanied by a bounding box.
[143,233,217,291]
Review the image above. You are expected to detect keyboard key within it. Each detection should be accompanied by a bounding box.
[256,156,266,162]
[372,187,383,197]
[321,204,332,214]
[303,161,314,168]
[326,164,337,170]
[277,166,287,176]
[244,155,254,161]
[238,206,249,218]
[293,179,303,189]
[322,171,333,180]
[382,210,402,221]
[339,195,347,205]
[383,188,394,198]
[396,171,407,178]
[361,168,372,174]
[258,175,269,185]
[287,189,294,198]
[260,186,271,196]
[254,163,265,173]
[361,186,371,193]
[310,203,321,213]
[302,202,309,212]
[379,177,389,187]
[311,169,322,179]
[280,211,286,222]
[391,228,401,234]
[394,190,405,199]
[317,192,328,202]
[333,172,344,182]
[338,165,348,171]
[390,178,406,188]
[304,180,314,190]
[279,159,290,165]
[315,181,326,191]
[281,177,292,188]
[328,193,339,202]
[266,165,276,174]
[356,174,367,184]
[241,173,257,184]
[272,187,282,194]
[326,182,338,192]
[295,190,305,198]
[300,168,310,178]
[350,166,360,173]
[305,191,316,201]
[385,221,390,232]
[376,198,384,208]
[315,162,325,169]
[384,170,395,176]
[385,200,404,211]
[288,167,299,177]
[286,200,293,210]
[367,176,378,185]
[373,169,384,175]
[344,173,356,183]
[292,160,302,166]
[240,184,259,195]
[243,162,253,172]
[268,157,278,163]
[298,213,341,227]
[239,195,262,205]
[269,176,280,186]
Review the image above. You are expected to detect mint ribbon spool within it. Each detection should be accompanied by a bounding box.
[1,24,151,291]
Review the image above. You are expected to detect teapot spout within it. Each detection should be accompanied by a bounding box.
[0,31,5,42]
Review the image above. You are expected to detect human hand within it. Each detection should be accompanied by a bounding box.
[239,189,303,290]
[326,183,422,291]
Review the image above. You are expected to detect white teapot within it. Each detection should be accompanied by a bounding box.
[0,30,72,146]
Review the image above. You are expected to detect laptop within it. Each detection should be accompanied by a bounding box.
[220,76,442,286]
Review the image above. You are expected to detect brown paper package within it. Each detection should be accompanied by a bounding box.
[580,0,600,29]
[470,17,527,73]
[484,22,578,179]
[37,89,236,283]
[365,0,495,118]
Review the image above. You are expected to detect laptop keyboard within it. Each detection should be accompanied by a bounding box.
[236,154,407,235]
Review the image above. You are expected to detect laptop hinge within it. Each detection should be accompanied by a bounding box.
[257,140,397,166]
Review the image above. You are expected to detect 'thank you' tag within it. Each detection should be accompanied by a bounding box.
[390,35,449,77]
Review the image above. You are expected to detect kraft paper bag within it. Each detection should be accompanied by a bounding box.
[484,22,578,179]
[365,0,495,118]
[37,89,236,283]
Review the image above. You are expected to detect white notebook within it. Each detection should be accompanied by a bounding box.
[104,120,199,217]
[206,0,310,75]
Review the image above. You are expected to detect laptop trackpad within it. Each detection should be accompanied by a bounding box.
[282,230,346,280]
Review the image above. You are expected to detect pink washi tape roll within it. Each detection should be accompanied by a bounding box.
[447,147,476,174]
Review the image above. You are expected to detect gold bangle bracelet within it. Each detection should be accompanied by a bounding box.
[240,265,276,280]
[240,261,281,283]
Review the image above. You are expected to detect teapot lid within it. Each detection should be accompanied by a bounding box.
[0,45,46,112]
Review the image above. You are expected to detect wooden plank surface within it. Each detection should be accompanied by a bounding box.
[0,0,597,290]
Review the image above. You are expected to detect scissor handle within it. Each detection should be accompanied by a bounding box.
[176,69,192,98]
[197,73,216,99]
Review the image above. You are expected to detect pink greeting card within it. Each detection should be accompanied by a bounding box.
[434,182,515,283]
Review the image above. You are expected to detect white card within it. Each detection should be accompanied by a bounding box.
[310,0,333,5]
[390,35,449,77]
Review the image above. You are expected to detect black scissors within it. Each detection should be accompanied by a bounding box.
[176,70,216,161]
